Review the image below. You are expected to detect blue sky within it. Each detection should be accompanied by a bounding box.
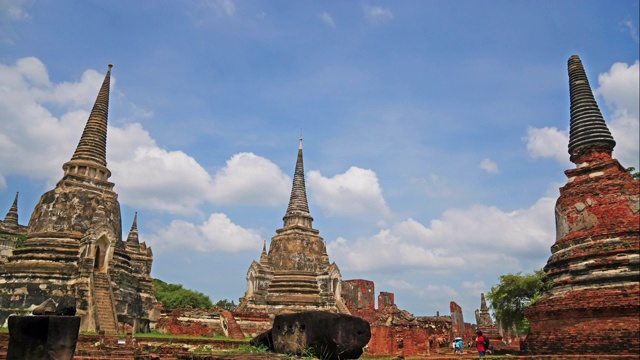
[1,0,638,323]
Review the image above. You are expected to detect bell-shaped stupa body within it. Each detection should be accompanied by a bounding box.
[523,55,639,355]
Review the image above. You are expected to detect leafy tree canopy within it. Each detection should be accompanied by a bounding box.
[215,299,237,311]
[153,279,213,309]
[626,167,640,180]
[486,269,545,335]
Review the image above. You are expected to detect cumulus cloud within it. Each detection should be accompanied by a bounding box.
[328,197,556,273]
[597,60,640,168]
[524,126,570,164]
[0,57,100,180]
[363,5,393,22]
[144,213,262,253]
[209,152,290,206]
[109,123,214,215]
[524,59,639,168]
[307,166,390,217]
[319,12,336,28]
[479,158,499,174]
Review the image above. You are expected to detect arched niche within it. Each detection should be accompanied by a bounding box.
[93,235,111,273]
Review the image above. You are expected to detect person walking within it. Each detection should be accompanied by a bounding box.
[475,330,486,357]
[454,336,464,354]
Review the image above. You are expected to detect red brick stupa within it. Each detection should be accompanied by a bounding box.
[523,55,640,355]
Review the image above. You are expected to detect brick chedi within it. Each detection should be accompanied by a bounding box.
[523,55,640,355]
[236,138,350,315]
[0,65,157,334]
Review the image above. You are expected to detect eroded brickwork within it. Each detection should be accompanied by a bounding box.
[523,55,640,355]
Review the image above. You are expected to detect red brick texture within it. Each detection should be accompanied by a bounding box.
[524,150,640,355]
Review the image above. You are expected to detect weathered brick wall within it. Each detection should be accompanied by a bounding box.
[525,150,640,355]
[450,301,464,334]
[155,308,225,337]
[378,292,394,309]
[341,279,378,323]
[341,279,375,311]
[232,311,271,338]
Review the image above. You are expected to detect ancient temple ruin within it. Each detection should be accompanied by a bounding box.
[236,138,349,315]
[0,65,157,334]
[0,193,28,260]
[524,55,640,355]
[475,293,502,349]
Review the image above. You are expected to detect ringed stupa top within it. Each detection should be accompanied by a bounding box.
[567,55,616,159]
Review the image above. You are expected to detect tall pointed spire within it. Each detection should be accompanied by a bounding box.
[71,64,112,166]
[3,192,19,228]
[126,212,139,244]
[259,240,268,264]
[283,137,313,228]
[567,55,616,160]
[60,64,113,186]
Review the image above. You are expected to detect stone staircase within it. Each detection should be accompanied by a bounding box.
[220,310,245,339]
[267,271,323,306]
[93,272,118,334]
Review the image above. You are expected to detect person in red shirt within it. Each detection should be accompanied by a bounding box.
[475,330,486,357]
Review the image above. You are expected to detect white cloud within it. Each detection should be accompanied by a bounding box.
[109,123,214,215]
[328,197,556,273]
[363,5,393,22]
[209,152,290,207]
[524,126,569,164]
[319,12,336,28]
[597,60,640,168]
[0,57,295,215]
[386,279,416,290]
[145,213,262,253]
[525,59,639,169]
[0,58,96,180]
[479,158,499,174]
[307,166,390,217]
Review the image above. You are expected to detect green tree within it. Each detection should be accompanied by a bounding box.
[214,299,236,310]
[153,279,213,309]
[486,269,545,335]
[626,167,640,180]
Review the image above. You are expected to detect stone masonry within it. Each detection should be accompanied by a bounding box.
[235,138,349,316]
[0,65,157,334]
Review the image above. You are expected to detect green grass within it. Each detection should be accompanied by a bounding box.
[133,331,244,341]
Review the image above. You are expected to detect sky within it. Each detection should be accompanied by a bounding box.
[0,0,638,323]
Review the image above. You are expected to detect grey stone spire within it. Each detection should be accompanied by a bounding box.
[3,192,19,228]
[283,137,313,228]
[61,64,113,186]
[567,55,616,160]
[126,212,139,244]
[260,240,269,264]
